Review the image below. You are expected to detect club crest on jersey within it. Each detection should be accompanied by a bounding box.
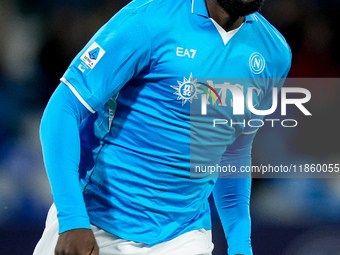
[249,52,265,74]
[79,42,105,70]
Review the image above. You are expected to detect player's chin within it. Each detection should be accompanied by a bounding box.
[239,0,265,15]
[240,0,257,3]
[218,0,265,17]
[240,0,264,4]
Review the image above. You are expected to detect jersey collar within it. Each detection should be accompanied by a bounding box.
[191,0,209,17]
[245,13,257,23]
[191,0,257,23]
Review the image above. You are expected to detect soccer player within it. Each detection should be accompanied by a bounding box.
[34,0,291,254]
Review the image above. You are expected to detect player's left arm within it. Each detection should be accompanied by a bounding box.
[213,40,292,255]
[212,78,290,255]
[213,132,255,255]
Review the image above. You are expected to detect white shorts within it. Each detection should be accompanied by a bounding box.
[33,204,214,255]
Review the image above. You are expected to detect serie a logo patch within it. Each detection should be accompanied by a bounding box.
[79,42,106,70]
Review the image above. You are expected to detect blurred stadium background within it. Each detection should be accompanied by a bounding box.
[0,0,340,254]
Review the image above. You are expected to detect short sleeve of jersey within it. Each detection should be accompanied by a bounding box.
[61,7,151,112]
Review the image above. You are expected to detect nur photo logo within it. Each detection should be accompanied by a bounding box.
[172,75,312,128]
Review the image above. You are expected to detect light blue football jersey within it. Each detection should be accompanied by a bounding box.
[60,0,291,245]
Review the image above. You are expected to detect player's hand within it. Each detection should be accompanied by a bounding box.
[55,228,99,255]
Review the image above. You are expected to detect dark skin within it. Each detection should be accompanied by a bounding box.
[55,1,251,254]
[55,229,99,255]
[205,0,245,32]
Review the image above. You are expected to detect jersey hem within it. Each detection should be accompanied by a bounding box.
[88,215,212,246]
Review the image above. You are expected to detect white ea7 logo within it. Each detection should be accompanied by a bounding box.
[249,53,265,74]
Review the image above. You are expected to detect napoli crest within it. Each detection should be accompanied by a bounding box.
[249,52,265,74]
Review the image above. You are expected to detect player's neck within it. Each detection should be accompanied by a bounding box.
[205,0,245,32]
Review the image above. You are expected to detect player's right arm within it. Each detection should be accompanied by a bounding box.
[40,3,151,254]
[40,83,99,255]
